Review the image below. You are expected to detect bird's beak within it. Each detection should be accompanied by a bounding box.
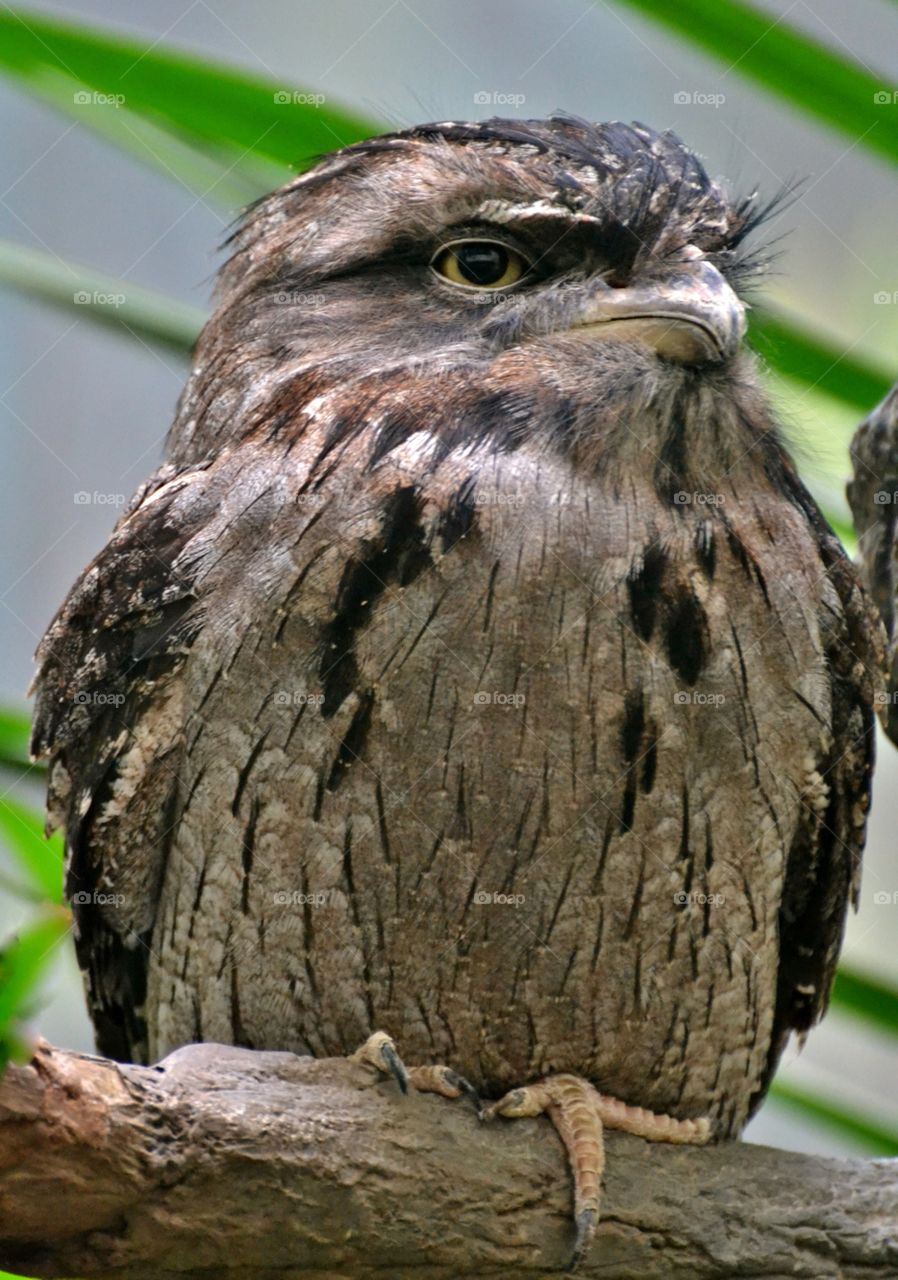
[569,258,746,366]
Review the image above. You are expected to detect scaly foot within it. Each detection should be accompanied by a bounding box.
[481,1073,711,1271]
[350,1029,480,1109]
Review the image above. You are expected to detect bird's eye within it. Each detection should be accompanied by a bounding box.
[431,240,528,289]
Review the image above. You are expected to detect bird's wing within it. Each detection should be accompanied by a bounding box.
[754,469,884,1109]
[30,461,218,1062]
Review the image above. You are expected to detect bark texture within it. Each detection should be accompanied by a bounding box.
[1,1041,896,1280]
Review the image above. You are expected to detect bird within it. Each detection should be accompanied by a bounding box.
[849,382,898,747]
[31,115,884,1267]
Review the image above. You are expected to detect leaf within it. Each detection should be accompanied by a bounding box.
[770,1081,898,1155]
[0,798,63,904]
[0,703,42,807]
[0,707,34,772]
[614,0,898,166]
[0,908,71,1069]
[12,62,286,206]
[831,967,898,1037]
[0,9,375,173]
[750,310,892,413]
[0,239,204,354]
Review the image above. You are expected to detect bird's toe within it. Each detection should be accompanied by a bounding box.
[350,1030,409,1093]
[350,1032,479,1110]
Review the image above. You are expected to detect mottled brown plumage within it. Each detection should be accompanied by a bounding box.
[31,116,883,1263]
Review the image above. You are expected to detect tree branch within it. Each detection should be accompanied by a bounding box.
[1,1042,896,1278]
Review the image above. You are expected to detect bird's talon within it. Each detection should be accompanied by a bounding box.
[350,1030,409,1093]
[380,1039,410,1094]
[443,1068,481,1111]
[479,1099,505,1122]
[570,1207,597,1273]
[351,1033,479,1109]
[480,1086,529,1122]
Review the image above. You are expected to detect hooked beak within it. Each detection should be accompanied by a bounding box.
[569,257,746,366]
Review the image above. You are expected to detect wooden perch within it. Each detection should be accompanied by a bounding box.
[1,1041,896,1278]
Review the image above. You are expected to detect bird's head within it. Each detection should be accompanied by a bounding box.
[173,116,777,470]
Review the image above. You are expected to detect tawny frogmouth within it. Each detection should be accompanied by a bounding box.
[32,116,884,1266]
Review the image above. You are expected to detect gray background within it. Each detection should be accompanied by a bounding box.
[1,0,896,1156]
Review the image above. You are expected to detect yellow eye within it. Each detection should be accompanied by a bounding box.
[432,240,527,289]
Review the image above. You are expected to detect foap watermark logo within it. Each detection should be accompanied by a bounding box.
[474,890,525,906]
[74,490,127,507]
[273,690,325,707]
[873,890,898,904]
[473,691,526,708]
[73,889,126,907]
[873,490,898,505]
[74,90,125,108]
[873,291,898,304]
[674,491,725,507]
[874,691,898,706]
[473,491,527,508]
[873,89,898,104]
[74,290,126,309]
[272,290,326,307]
[674,691,726,707]
[468,290,520,310]
[71,690,125,707]
[273,90,326,106]
[673,90,726,108]
[474,90,526,108]
[673,889,726,908]
[272,889,332,907]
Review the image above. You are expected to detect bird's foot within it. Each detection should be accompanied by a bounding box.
[480,1073,711,1272]
[350,1029,480,1109]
